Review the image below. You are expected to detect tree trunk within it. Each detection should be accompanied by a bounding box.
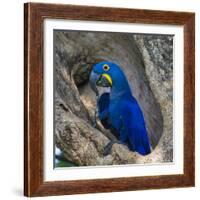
[54,31,173,166]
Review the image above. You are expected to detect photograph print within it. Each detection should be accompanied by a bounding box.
[54,30,173,168]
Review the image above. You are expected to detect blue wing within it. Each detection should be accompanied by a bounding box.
[97,92,111,129]
[120,98,151,155]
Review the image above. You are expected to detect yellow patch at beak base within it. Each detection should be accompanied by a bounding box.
[102,73,112,86]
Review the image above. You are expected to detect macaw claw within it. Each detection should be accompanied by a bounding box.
[103,141,118,156]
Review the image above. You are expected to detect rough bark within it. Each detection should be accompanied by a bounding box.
[133,35,173,162]
[54,31,173,166]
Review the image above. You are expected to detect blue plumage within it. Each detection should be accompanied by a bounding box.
[97,92,111,129]
[90,61,151,156]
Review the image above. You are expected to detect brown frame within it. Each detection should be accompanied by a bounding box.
[24,2,195,197]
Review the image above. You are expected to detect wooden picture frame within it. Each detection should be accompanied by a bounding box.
[24,2,195,197]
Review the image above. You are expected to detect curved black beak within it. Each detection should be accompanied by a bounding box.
[89,71,111,95]
[89,71,100,96]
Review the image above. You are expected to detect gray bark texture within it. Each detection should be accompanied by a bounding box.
[54,31,173,166]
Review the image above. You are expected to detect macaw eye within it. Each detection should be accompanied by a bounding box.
[103,64,110,71]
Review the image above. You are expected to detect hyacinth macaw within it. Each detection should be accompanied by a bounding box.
[89,61,151,156]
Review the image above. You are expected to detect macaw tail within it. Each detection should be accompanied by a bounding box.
[136,132,151,156]
[128,127,151,156]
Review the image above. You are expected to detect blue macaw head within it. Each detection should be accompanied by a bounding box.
[89,61,126,95]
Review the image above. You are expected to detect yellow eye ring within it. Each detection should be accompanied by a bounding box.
[103,64,110,71]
